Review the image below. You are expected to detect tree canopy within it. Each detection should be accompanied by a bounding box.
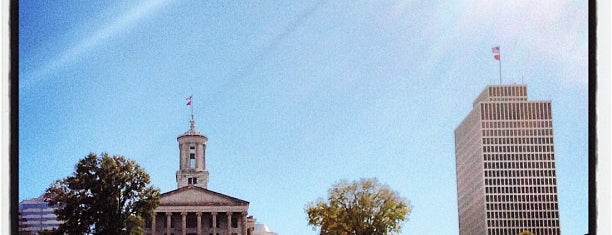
[306,178,411,235]
[45,153,160,234]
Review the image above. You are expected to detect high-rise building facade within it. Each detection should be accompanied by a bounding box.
[455,85,561,235]
[18,195,61,234]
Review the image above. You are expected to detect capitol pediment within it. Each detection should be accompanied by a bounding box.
[159,185,249,207]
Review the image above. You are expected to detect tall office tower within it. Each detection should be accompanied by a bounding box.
[455,85,561,235]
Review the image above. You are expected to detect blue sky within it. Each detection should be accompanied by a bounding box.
[19,1,588,234]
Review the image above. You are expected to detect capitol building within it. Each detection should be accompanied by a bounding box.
[144,117,256,235]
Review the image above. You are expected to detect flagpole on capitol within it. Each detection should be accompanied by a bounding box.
[492,45,501,84]
[186,95,194,127]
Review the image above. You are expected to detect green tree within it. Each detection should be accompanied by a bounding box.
[45,153,160,235]
[306,178,411,235]
[519,230,535,235]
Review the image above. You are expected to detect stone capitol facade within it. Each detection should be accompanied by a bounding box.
[145,117,255,235]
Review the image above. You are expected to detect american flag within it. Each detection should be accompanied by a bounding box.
[492,46,500,60]
[186,96,192,106]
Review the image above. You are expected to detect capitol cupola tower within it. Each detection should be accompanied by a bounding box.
[148,96,255,235]
[176,114,209,189]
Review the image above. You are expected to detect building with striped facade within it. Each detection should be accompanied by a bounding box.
[18,195,61,234]
[454,85,561,235]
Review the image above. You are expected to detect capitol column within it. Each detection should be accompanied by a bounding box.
[241,212,247,235]
[226,212,232,235]
[180,144,187,169]
[181,212,187,235]
[165,212,172,235]
[197,141,205,170]
[212,212,217,235]
[196,212,202,235]
[151,212,156,235]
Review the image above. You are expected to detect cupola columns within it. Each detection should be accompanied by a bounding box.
[176,116,209,189]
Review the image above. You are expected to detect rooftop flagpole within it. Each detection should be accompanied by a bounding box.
[499,49,502,84]
[492,45,501,84]
[186,95,194,130]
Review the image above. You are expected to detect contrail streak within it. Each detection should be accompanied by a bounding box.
[21,0,174,91]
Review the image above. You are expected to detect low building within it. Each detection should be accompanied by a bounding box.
[18,195,61,234]
[254,224,278,235]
